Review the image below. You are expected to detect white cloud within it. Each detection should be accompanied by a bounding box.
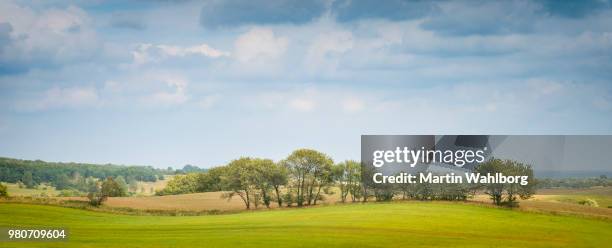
[234,28,289,63]
[16,86,99,111]
[0,1,99,66]
[132,43,228,65]
[145,77,189,106]
[305,30,353,70]
[341,98,364,113]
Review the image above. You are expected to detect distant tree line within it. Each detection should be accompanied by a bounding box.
[536,175,611,189]
[158,150,536,209]
[0,157,170,191]
[175,164,208,174]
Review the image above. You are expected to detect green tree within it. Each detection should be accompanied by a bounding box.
[156,167,226,195]
[103,177,126,197]
[195,167,225,192]
[53,174,72,190]
[333,160,361,203]
[281,149,333,207]
[21,171,36,189]
[115,176,129,195]
[87,177,126,206]
[127,176,139,192]
[0,182,8,197]
[268,163,288,207]
[157,174,199,195]
[84,177,98,193]
[373,183,394,201]
[396,180,417,200]
[0,157,164,186]
[475,158,535,207]
[360,164,375,202]
[220,158,258,209]
[251,158,276,208]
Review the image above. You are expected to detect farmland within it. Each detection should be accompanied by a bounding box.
[43,187,610,219]
[0,176,171,197]
[1,201,611,248]
[1,183,59,197]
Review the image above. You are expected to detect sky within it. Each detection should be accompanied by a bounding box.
[1,0,612,169]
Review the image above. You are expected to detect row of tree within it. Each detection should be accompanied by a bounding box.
[158,149,340,209]
[158,149,536,209]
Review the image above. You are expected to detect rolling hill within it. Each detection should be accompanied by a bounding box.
[0,202,610,247]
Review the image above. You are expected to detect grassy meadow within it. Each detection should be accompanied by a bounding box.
[1,202,611,248]
[2,182,611,247]
[2,183,60,197]
[532,187,612,208]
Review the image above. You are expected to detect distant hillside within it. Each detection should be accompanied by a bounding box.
[535,170,612,178]
[0,157,172,191]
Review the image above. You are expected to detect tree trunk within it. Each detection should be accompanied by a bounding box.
[313,184,323,205]
[262,188,270,208]
[297,172,305,207]
[238,191,250,209]
[362,184,368,202]
[340,184,347,203]
[274,185,282,207]
[307,178,316,205]
[244,190,251,209]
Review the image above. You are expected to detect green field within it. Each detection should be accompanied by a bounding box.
[2,183,59,197]
[534,188,612,208]
[0,202,610,248]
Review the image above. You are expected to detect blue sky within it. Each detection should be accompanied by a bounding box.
[1,0,611,168]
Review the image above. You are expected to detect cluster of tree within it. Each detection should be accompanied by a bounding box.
[536,175,610,189]
[475,159,535,206]
[0,157,169,191]
[82,175,159,206]
[156,168,223,195]
[158,149,337,209]
[159,150,537,209]
[366,159,535,206]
